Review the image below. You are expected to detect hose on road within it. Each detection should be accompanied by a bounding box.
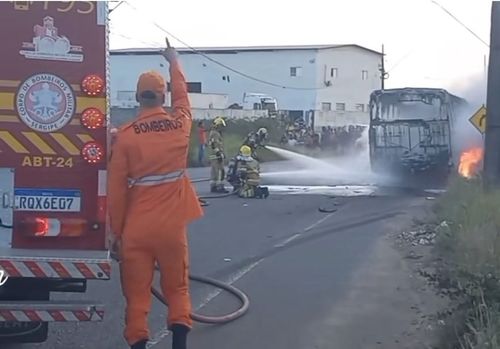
[110,177,249,324]
[151,268,250,324]
[110,250,250,325]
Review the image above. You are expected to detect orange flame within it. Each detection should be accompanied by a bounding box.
[458,147,484,178]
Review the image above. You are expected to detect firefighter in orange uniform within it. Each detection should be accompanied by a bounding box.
[108,38,203,349]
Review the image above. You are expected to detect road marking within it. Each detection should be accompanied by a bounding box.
[304,212,337,232]
[274,233,301,248]
[148,258,264,348]
[195,259,263,311]
[146,328,170,348]
[149,205,338,348]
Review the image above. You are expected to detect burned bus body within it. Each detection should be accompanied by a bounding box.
[369,88,466,182]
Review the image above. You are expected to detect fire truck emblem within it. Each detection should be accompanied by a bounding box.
[16,73,76,133]
[19,16,83,62]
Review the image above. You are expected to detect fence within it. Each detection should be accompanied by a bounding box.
[110,107,269,127]
[313,110,369,130]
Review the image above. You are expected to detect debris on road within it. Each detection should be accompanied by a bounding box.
[397,228,438,246]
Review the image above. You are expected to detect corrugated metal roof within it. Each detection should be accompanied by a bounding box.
[111,44,382,56]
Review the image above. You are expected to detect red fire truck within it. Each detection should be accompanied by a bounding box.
[0,1,110,343]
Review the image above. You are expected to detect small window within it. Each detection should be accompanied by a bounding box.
[168,82,202,93]
[290,66,302,77]
[362,70,368,80]
[117,91,135,101]
[330,68,338,78]
[336,103,346,111]
[321,103,332,111]
[355,103,365,112]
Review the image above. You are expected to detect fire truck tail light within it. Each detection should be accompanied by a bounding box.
[81,108,105,129]
[81,74,105,96]
[20,218,88,237]
[81,142,104,164]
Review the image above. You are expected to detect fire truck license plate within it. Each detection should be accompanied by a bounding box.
[14,189,81,212]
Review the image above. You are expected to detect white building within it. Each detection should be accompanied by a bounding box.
[110,44,382,123]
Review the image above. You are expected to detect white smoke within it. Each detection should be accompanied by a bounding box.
[449,73,487,165]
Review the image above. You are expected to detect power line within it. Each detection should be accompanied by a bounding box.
[387,50,414,73]
[109,1,125,14]
[110,26,163,48]
[122,1,327,91]
[430,0,489,48]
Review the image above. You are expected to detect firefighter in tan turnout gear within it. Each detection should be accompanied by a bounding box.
[208,117,229,193]
[229,145,269,199]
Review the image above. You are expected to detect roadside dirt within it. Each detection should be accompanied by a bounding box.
[308,196,451,349]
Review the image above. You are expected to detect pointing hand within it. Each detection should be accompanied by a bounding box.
[162,37,177,64]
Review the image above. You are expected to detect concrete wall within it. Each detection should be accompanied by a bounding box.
[313,110,370,130]
[110,107,268,127]
[112,92,229,109]
[177,93,229,109]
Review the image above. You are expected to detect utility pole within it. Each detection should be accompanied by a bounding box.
[379,44,389,90]
[484,1,500,186]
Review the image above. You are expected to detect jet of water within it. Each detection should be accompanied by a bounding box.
[263,143,394,186]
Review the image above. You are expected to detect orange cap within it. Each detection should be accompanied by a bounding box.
[136,71,166,96]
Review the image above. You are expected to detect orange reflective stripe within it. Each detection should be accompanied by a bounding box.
[128,170,185,187]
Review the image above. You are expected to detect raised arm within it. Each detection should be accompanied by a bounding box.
[162,38,191,121]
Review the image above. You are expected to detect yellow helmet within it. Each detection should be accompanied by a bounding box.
[213,117,226,128]
[240,145,252,157]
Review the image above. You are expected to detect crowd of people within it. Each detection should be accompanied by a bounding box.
[279,121,366,155]
[319,125,367,154]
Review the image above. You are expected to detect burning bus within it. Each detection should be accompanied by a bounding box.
[368,88,467,183]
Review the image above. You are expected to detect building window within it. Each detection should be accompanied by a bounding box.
[117,91,135,101]
[362,70,368,80]
[330,68,338,79]
[168,82,202,93]
[336,103,346,111]
[290,66,303,77]
[321,103,332,111]
[355,103,365,112]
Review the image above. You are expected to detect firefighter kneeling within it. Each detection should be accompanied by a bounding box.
[227,145,269,199]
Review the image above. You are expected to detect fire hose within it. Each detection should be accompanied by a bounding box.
[109,178,249,324]
[110,252,250,324]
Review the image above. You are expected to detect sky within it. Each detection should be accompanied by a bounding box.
[109,0,494,100]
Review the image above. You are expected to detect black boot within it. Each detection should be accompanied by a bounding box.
[171,324,190,349]
[131,339,147,349]
[217,185,229,193]
[261,186,269,198]
[254,187,263,199]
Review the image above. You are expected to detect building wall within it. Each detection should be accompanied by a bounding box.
[314,47,381,114]
[110,47,381,117]
[110,50,318,111]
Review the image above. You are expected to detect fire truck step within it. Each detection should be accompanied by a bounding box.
[0,301,104,322]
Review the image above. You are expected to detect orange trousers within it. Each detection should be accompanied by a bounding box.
[119,226,192,345]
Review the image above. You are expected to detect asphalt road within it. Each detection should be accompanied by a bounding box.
[10,166,429,349]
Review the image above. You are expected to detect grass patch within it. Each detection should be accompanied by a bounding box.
[188,117,285,167]
[434,175,500,348]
